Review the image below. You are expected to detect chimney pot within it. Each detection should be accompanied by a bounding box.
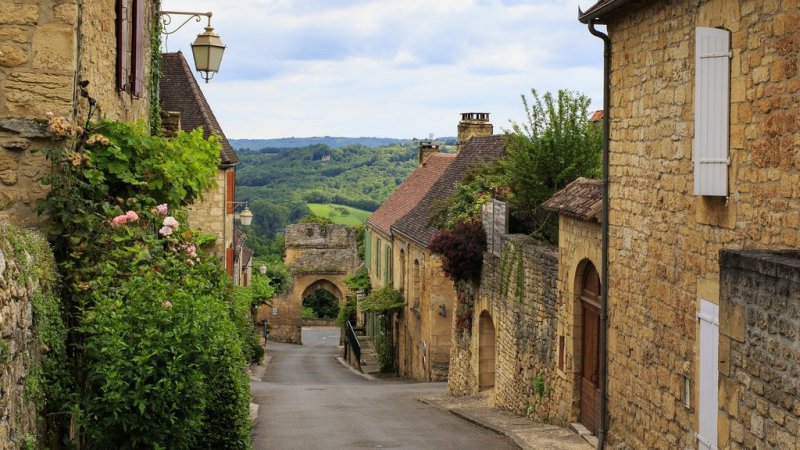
[418,140,440,166]
[457,112,492,151]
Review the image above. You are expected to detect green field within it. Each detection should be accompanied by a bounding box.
[307,203,372,226]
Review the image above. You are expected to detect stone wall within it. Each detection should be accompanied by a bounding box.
[0,223,57,448]
[717,250,800,450]
[187,168,232,260]
[603,1,800,448]
[449,235,568,423]
[0,1,156,226]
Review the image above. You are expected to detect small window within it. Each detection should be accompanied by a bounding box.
[116,0,146,96]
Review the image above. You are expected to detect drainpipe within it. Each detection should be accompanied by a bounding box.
[587,18,610,450]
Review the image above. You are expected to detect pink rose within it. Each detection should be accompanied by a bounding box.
[125,210,139,221]
[156,204,168,216]
[163,216,179,229]
[158,226,173,237]
[161,300,173,308]
[111,215,127,225]
[186,244,196,254]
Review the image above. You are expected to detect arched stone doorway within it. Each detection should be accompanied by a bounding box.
[578,262,601,436]
[301,279,344,319]
[478,310,496,390]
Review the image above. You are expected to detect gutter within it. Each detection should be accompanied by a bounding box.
[586,17,610,450]
[578,0,632,24]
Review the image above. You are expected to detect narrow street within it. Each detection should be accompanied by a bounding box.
[250,327,517,450]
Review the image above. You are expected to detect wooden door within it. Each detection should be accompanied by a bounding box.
[580,264,601,436]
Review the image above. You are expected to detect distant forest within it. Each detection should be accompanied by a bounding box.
[230,136,456,150]
[235,142,427,254]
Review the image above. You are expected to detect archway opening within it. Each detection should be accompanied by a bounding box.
[478,310,496,390]
[578,262,601,436]
[302,288,339,319]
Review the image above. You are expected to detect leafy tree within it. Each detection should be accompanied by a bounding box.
[302,289,339,319]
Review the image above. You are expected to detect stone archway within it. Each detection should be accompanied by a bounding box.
[257,224,359,344]
[478,310,496,390]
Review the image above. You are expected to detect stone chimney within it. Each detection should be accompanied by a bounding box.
[160,111,181,138]
[418,140,440,166]
[457,112,492,151]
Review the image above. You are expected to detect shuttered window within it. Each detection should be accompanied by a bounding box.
[364,230,371,269]
[375,237,381,281]
[116,0,146,96]
[131,0,145,97]
[116,0,130,91]
[694,27,731,196]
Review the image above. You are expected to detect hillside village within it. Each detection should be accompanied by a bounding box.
[2,1,800,450]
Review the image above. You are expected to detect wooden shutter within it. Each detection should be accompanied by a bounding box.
[130,0,145,97]
[694,27,731,196]
[364,230,371,269]
[697,300,719,450]
[116,0,129,91]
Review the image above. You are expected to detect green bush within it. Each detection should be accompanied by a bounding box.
[373,331,395,373]
[336,297,357,327]
[361,286,404,313]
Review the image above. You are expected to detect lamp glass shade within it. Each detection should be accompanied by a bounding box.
[191,26,226,79]
[239,207,253,226]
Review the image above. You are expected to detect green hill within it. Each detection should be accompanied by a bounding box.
[307,203,371,226]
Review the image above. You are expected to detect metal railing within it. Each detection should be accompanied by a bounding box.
[344,320,361,370]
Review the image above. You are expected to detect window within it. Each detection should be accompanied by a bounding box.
[694,27,731,196]
[116,0,146,96]
[412,259,421,308]
[375,237,381,279]
[384,245,392,286]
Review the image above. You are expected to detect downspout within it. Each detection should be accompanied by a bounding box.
[587,18,610,450]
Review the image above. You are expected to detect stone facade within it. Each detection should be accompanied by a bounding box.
[258,224,358,344]
[448,235,567,423]
[718,250,800,450]
[585,1,800,448]
[187,168,235,262]
[0,224,56,448]
[1,1,157,226]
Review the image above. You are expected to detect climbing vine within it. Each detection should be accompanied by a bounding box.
[524,372,552,422]
[499,242,525,300]
[149,0,162,135]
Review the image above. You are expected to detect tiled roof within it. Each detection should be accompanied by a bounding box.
[241,247,254,268]
[589,110,604,122]
[391,134,506,247]
[541,177,602,221]
[367,153,455,236]
[160,52,238,165]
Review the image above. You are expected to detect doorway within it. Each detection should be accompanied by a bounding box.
[579,263,601,435]
[478,311,496,390]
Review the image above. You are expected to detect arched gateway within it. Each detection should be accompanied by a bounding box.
[256,223,359,344]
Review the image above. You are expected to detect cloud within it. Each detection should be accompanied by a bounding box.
[160,0,605,138]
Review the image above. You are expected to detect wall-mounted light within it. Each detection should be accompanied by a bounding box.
[228,201,253,226]
[160,10,226,83]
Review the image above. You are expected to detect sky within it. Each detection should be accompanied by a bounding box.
[160,0,604,139]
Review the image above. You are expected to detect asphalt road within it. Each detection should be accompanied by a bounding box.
[251,327,517,450]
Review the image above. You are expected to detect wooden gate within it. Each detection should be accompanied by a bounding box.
[580,263,601,435]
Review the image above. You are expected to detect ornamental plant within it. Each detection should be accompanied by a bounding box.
[38,106,253,448]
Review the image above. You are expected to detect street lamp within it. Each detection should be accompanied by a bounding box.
[160,10,226,83]
[229,202,253,226]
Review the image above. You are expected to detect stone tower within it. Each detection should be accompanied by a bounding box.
[457,112,493,152]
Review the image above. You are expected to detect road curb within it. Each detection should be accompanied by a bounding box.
[336,356,376,381]
[417,397,530,450]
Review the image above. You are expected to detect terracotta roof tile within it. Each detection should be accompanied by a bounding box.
[541,177,602,221]
[391,134,507,247]
[367,153,454,236]
[160,52,238,165]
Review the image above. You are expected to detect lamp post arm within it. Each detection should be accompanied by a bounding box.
[159,11,213,35]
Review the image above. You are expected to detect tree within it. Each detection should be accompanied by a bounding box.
[499,89,601,239]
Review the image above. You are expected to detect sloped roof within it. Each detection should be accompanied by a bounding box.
[541,177,602,221]
[241,247,254,268]
[589,110,604,122]
[578,0,633,24]
[367,153,455,236]
[391,134,506,247]
[160,52,238,165]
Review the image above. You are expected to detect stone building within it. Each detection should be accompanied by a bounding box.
[160,51,244,279]
[1,0,159,226]
[366,113,505,381]
[578,1,800,448]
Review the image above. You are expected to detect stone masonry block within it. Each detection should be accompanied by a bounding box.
[0,43,28,66]
[721,295,746,342]
[32,23,75,70]
[0,4,39,25]
[53,3,78,24]
[0,26,28,43]
[4,71,73,115]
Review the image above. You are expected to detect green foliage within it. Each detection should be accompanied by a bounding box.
[343,268,371,292]
[298,213,334,224]
[149,1,162,135]
[374,331,395,373]
[361,286,404,313]
[0,340,9,363]
[38,116,251,448]
[255,259,291,295]
[230,136,412,150]
[525,372,552,422]
[354,225,366,260]
[302,289,339,319]
[454,280,477,335]
[429,164,504,229]
[307,203,371,226]
[336,297,357,327]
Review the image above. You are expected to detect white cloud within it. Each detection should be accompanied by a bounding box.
[160,0,604,138]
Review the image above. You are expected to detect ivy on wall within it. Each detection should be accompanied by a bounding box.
[150,1,162,135]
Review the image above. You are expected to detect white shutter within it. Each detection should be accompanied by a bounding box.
[697,300,719,450]
[694,27,731,196]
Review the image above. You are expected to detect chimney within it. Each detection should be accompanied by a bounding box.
[161,111,182,138]
[418,140,440,166]
[457,112,492,151]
